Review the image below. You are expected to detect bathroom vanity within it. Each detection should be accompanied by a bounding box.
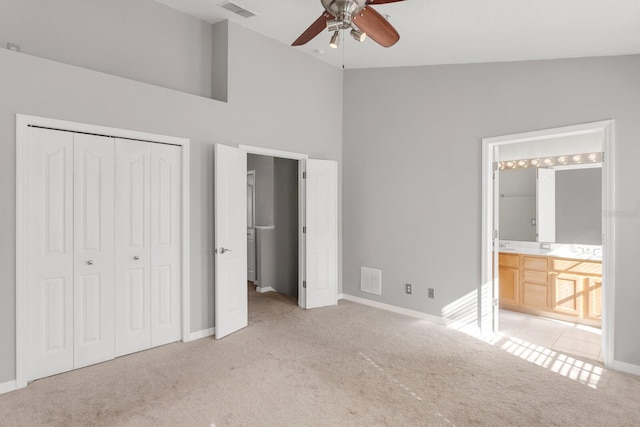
[498,243,602,327]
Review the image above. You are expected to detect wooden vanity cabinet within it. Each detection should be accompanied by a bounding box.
[498,252,602,327]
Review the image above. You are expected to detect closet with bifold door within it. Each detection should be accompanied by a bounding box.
[25,126,182,382]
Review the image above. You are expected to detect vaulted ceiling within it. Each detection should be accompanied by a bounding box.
[155,0,640,69]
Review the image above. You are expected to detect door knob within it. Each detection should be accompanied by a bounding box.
[87,260,94,265]
[133,256,140,260]
[219,247,232,254]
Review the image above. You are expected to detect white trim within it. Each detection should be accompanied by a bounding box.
[481,120,616,368]
[186,328,215,342]
[0,380,17,395]
[337,293,344,300]
[341,294,447,325]
[239,144,309,160]
[611,360,640,376]
[256,286,276,293]
[15,114,191,389]
[239,144,308,309]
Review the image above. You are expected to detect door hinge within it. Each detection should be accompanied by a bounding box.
[303,172,306,179]
[493,229,498,239]
[492,298,498,307]
[303,226,306,234]
[303,281,307,289]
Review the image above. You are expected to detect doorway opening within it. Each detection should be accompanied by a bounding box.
[481,120,615,367]
[247,154,300,307]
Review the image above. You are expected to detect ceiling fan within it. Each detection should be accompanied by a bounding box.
[292,0,406,49]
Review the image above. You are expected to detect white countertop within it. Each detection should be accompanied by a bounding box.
[498,241,602,261]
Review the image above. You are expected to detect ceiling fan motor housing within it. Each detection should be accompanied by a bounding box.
[321,0,367,28]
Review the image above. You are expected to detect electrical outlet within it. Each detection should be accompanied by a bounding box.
[428,288,434,299]
[405,284,412,294]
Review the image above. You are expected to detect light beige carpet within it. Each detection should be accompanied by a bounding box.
[2,287,640,426]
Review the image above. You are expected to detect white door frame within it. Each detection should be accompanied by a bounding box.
[238,145,309,308]
[15,114,191,389]
[481,120,615,367]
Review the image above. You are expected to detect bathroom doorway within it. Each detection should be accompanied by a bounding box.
[246,153,299,303]
[481,120,615,366]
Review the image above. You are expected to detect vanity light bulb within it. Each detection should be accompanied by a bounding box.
[506,161,515,168]
[517,160,526,167]
[588,153,597,162]
[530,159,539,166]
[558,156,567,164]
[572,154,582,163]
[544,158,553,165]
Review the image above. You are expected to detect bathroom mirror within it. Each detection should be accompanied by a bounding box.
[498,166,602,245]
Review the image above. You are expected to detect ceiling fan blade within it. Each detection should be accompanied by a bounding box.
[352,5,400,48]
[366,0,405,4]
[292,12,334,46]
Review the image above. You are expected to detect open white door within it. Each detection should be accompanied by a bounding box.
[537,168,556,243]
[215,144,248,339]
[305,159,338,309]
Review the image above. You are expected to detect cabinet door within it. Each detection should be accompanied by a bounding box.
[73,134,115,369]
[586,277,602,320]
[522,282,549,309]
[499,266,519,305]
[115,139,152,356]
[150,144,182,347]
[26,127,74,381]
[552,273,585,316]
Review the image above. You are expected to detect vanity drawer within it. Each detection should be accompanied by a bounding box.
[523,269,548,284]
[523,256,548,271]
[499,253,519,268]
[551,259,602,275]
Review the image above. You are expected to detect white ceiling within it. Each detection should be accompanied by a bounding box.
[155,0,640,69]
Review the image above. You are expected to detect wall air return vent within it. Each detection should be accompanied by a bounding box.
[220,1,256,18]
[361,267,382,296]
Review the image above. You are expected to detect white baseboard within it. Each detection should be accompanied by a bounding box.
[0,380,17,395]
[337,293,344,300]
[611,360,640,376]
[256,286,276,293]
[186,327,215,342]
[340,294,447,325]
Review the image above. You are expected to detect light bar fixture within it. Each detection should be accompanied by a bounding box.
[497,152,603,170]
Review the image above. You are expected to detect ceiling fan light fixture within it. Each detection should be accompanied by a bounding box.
[350,28,367,42]
[327,19,342,32]
[329,31,341,49]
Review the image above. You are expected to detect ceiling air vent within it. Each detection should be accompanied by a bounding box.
[220,1,256,18]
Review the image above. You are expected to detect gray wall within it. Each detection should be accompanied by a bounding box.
[0,5,343,383]
[499,168,537,242]
[556,168,602,245]
[247,154,275,226]
[343,55,640,366]
[0,0,213,97]
[273,158,299,297]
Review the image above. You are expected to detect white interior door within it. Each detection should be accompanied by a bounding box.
[215,144,247,339]
[537,168,556,243]
[247,171,256,282]
[305,159,338,309]
[115,139,152,356]
[26,127,75,381]
[150,144,182,347]
[73,134,115,369]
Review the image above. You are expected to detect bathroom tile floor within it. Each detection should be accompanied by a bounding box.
[499,309,603,363]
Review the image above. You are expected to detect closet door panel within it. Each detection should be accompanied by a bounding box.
[26,127,74,381]
[73,134,115,369]
[115,139,151,356]
[150,144,182,346]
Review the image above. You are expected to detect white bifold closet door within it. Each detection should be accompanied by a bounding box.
[26,128,115,381]
[115,139,182,356]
